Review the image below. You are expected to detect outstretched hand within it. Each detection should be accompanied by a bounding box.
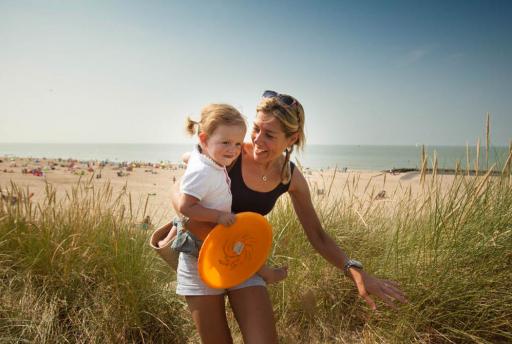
[349,269,407,310]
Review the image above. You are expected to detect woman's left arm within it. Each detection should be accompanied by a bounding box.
[288,169,407,310]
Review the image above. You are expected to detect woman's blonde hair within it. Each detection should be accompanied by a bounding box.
[256,95,305,183]
[186,104,246,137]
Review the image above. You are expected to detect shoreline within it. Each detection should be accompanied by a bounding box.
[3,143,509,172]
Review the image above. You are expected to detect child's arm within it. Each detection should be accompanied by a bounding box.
[178,193,236,226]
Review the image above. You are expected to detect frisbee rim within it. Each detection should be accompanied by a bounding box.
[197,212,272,289]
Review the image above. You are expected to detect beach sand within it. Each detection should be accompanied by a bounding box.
[0,156,458,227]
[0,157,184,226]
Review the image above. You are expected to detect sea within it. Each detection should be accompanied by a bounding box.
[0,143,509,171]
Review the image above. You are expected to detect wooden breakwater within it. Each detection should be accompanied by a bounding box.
[385,168,504,176]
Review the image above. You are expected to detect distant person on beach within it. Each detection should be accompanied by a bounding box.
[158,103,287,284]
[167,91,407,343]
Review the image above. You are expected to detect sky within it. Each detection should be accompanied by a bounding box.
[1,0,511,146]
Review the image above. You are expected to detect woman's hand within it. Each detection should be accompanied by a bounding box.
[349,268,407,310]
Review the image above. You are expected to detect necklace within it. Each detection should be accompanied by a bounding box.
[260,164,272,182]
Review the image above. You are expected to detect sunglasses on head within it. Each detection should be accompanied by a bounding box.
[262,90,297,107]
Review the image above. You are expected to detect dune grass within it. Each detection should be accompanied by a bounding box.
[0,179,191,343]
[1,150,511,343]
[267,163,512,343]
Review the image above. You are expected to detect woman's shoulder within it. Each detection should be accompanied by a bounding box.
[242,142,254,156]
[240,143,259,166]
[288,164,308,194]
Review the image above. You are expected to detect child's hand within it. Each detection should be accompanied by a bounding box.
[217,212,236,226]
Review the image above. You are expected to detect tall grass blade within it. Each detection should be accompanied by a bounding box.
[466,141,470,177]
[475,137,480,176]
[486,112,490,170]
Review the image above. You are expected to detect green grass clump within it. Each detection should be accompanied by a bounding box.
[0,180,191,343]
[267,169,512,343]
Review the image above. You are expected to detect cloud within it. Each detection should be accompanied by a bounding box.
[401,44,438,65]
[404,48,429,64]
[446,52,466,62]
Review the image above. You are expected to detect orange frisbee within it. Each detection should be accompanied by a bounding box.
[198,212,272,289]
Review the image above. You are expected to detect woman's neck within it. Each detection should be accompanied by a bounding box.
[243,143,283,181]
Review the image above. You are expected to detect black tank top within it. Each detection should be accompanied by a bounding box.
[229,155,295,215]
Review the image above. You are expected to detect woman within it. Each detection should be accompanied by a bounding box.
[172,90,406,344]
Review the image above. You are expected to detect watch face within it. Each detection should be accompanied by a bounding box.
[350,260,363,269]
[344,259,363,273]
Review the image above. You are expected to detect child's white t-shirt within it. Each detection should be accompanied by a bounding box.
[180,146,232,213]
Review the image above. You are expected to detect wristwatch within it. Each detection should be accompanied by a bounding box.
[343,259,363,276]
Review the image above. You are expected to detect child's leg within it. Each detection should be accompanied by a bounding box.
[158,225,177,248]
[257,264,288,284]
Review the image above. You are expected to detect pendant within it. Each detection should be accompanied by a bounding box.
[262,175,268,182]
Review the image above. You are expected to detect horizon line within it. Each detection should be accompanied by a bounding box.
[0,142,510,148]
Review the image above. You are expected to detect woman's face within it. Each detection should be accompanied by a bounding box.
[251,111,296,164]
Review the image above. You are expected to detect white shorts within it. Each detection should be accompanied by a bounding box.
[176,252,266,296]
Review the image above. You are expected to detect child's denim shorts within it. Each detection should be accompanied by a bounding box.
[171,224,203,258]
[176,252,266,296]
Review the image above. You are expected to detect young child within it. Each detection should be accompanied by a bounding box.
[159,103,287,284]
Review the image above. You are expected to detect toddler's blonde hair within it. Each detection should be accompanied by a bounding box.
[186,104,246,137]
